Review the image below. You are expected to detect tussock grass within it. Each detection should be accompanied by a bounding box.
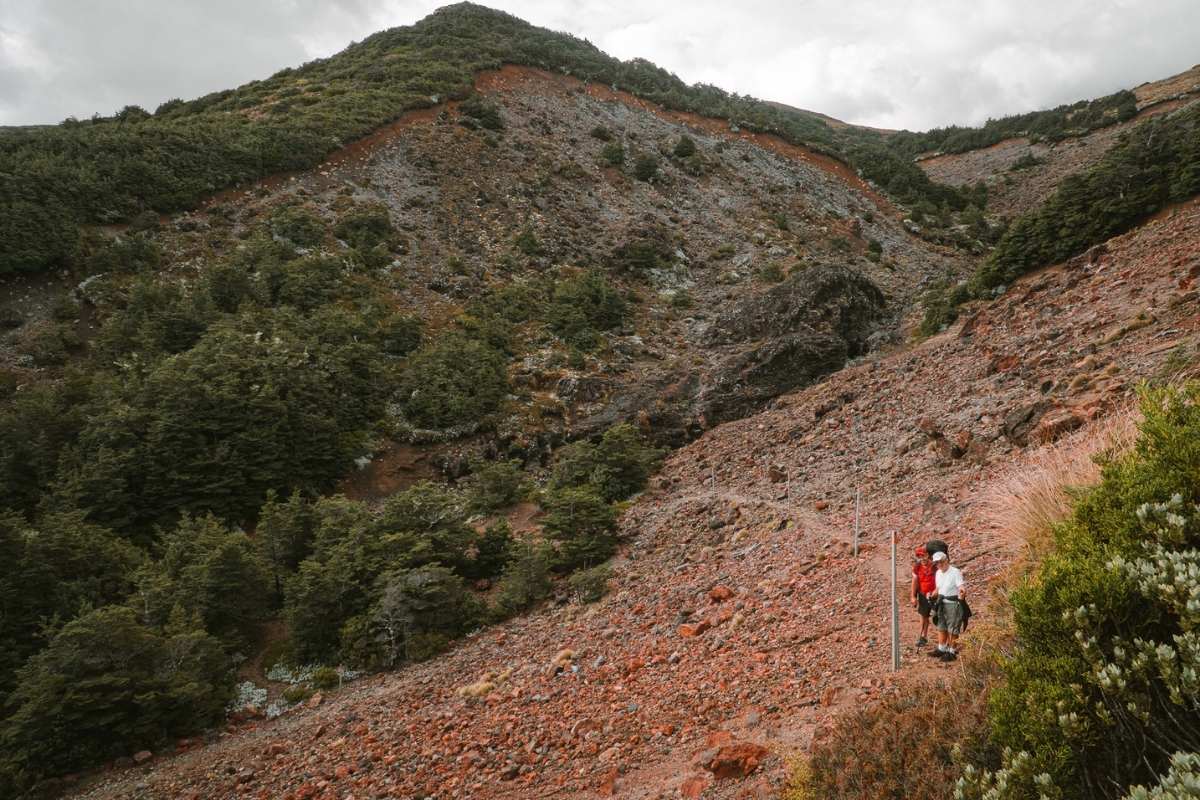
[981,409,1137,562]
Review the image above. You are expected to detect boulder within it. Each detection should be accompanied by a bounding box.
[1002,401,1051,446]
[701,741,770,780]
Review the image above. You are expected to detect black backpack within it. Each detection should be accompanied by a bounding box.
[925,539,948,557]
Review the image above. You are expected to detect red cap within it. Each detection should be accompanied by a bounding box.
[915,545,928,557]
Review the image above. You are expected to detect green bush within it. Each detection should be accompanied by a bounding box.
[398,333,509,429]
[282,683,313,704]
[633,153,660,181]
[465,460,526,513]
[0,511,143,701]
[611,228,674,274]
[541,485,619,570]
[367,565,483,666]
[459,95,504,131]
[965,384,1200,798]
[548,423,663,503]
[546,270,626,350]
[568,563,611,603]
[590,125,613,141]
[55,321,387,535]
[270,205,326,247]
[494,539,554,616]
[600,140,625,167]
[310,666,340,690]
[673,135,696,158]
[256,490,317,601]
[0,606,229,792]
[514,227,542,256]
[135,513,271,647]
[334,203,394,250]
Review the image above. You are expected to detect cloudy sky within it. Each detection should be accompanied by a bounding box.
[1,0,1197,130]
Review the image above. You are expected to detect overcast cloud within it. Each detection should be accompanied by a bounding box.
[1,0,1197,130]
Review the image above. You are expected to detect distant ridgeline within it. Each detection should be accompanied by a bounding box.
[922,100,1200,334]
[0,2,981,276]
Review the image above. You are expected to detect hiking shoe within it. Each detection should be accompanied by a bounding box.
[916,636,928,647]
[938,650,958,662]
[927,648,946,657]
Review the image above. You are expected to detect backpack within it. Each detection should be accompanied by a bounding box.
[925,538,948,557]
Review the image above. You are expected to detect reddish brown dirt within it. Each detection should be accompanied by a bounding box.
[337,442,439,503]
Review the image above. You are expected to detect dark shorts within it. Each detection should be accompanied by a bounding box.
[937,598,965,634]
[916,594,933,617]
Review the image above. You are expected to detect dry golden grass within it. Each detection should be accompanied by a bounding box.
[981,409,1138,562]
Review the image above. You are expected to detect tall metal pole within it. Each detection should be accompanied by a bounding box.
[854,488,861,557]
[890,530,900,671]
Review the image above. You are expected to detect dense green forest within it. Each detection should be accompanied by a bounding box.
[0,2,976,277]
[0,192,662,792]
[921,101,1200,334]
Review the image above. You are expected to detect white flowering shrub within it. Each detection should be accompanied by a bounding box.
[970,385,1200,799]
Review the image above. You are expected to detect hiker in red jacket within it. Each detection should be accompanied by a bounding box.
[910,545,936,647]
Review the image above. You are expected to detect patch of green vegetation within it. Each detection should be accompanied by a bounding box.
[960,384,1200,798]
[633,153,660,182]
[923,103,1200,331]
[600,140,625,167]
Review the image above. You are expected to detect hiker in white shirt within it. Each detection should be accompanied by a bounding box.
[930,551,965,662]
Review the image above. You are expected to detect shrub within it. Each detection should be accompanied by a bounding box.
[0,606,229,792]
[633,153,659,181]
[757,263,785,283]
[459,95,504,131]
[673,135,696,158]
[969,385,1200,798]
[256,490,317,600]
[494,539,554,615]
[548,423,663,503]
[310,666,340,690]
[0,510,143,700]
[541,485,619,570]
[798,653,999,800]
[546,270,626,350]
[611,227,674,274]
[397,333,509,429]
[270,205,325,247]
[568,563,611,603]
[377,312,422,356]
[514,227,542,256]
[282,684,313,704]
[600,140,625,167]
[275,255,343,310]
[136,513,271,647]
[465,460,526,513]
[334,203,394,250]
[918,279,972,337]
[368,565,483,666]
[590,125,613,141]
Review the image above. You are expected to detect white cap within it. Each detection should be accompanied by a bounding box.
[932,551,947,562]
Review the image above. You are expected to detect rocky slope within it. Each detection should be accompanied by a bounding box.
[67,193,1200,800]
[919,65,1200,219]
[2,65,968,461]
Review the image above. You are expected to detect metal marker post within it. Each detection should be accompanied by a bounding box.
[890,530,900,671]
[853,488,861,557]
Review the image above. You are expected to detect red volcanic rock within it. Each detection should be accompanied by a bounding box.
[708,585,734,603]
[701,742,769,780]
